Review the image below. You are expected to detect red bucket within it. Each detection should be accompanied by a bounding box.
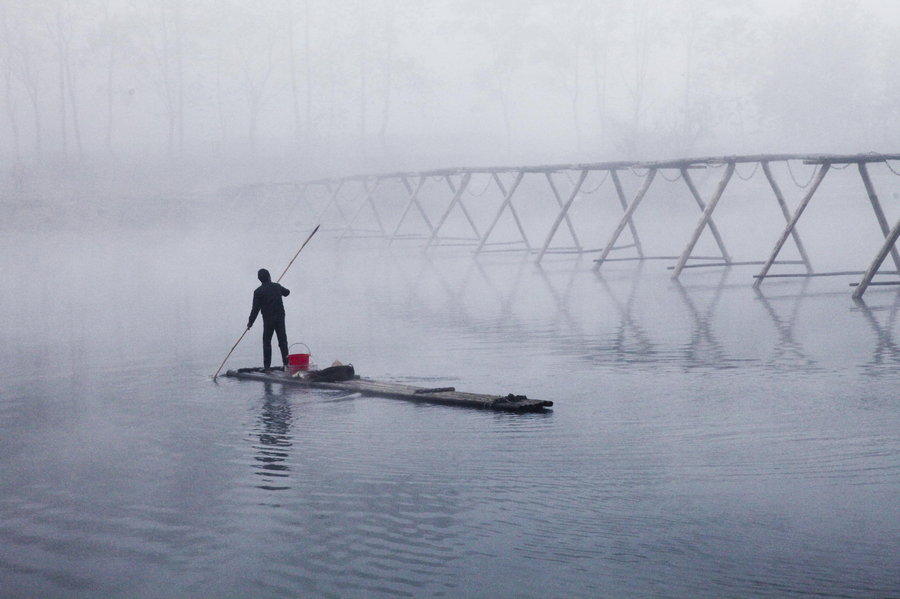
[287,343,311,374]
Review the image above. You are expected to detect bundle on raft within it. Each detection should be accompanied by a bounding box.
[224,366,553,413]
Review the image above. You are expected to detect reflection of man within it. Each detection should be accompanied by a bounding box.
[247,268,290,371]
[256,382,292,491]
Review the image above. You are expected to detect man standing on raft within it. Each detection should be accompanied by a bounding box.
[247,268,290,372]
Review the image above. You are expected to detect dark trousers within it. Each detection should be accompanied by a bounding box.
[262,316,289,369]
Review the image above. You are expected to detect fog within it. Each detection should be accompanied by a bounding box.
[3,1,900,598]
[2,0,900,184]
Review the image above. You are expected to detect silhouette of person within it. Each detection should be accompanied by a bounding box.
[247,268,290,371]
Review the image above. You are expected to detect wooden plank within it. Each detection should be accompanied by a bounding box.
[850,281,900,287]
[756,270,900,279]
[225,369,553,413]
[667,260,804,270]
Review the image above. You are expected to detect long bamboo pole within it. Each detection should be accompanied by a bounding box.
[212,224,321,380]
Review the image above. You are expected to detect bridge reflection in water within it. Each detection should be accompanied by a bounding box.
[253,382,294,492]
[341,248,900,375]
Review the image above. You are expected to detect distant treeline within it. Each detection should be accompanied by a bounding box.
[0,0,898,169]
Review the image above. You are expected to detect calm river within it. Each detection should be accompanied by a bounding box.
[1,224,897,598]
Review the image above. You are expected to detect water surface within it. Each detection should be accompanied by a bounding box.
[1,227,898,598]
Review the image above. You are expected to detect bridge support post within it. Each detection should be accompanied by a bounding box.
[537,170,584,258]
[537,169,588,262]
[476,171,526,252]
[315,180,349,227]
[610,169,645,259]
[853,215,900,300]
[340,177,386,239]
[762,161,814,274]
[671,162,735,278]
[389,175,430,244]
[444,174,483,242]
[427,172,472,247]
[858,162,900,274]
[594,168,658,270]
[286,183,312,215]
[754,163,830,289]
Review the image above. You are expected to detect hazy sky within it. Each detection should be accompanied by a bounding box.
[1,0,899,177]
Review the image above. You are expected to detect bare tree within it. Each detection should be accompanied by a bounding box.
[285,0,302,147]
[217,3,282,154]
[0,4,22,161]
[357,0,369,157]
[302,0,312,146]
[138,0,187,159]
[538,0,608,154]
[588,4,616,154]
[619,0,654,158]
[376,0,395,155]
[754,0,876,149]
[43,0,84,159]
[18,34,45,161]
[88,0,131,156]
[283,0,318,151]
[463,0,537,156]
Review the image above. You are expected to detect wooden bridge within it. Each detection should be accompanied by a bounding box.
[229,152,900,299]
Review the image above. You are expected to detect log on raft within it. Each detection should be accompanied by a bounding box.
[224,367,553,413]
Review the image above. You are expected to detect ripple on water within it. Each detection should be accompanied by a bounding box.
[2,242,900,598]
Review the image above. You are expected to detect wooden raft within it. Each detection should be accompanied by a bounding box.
[224,368,553,412]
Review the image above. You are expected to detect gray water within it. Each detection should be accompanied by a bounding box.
[1,226,898,598]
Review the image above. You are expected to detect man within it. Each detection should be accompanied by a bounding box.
[247,268,290,371]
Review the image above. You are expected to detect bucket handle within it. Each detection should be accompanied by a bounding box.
[289,342,311,355]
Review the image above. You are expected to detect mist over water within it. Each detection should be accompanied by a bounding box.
[2,201,899,597]
[3,0,900,597]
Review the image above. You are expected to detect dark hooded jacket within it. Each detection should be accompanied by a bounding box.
[247,269,290,328]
